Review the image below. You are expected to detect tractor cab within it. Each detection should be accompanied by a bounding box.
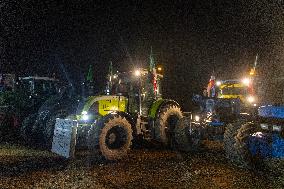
[108,69,163,116]
[19,76,59,97]
[217,79,256,106]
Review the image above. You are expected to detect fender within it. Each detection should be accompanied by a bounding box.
[148,99,180,119]
[99,111,137,135]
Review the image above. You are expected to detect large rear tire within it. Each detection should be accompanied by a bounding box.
[234,122,259,168]
[174,117,202,152]
[235,123,284,171]
[224,120,244,164]
[88,115,133,161]
[154,104,183,147]
[20,113,37,144]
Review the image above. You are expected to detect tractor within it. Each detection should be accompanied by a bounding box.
[33,68,183,160]
[217,79,257,106]
[0,75,60,142]
[224,105,284,170]
[172,77,257,152]
[224,76,284,170]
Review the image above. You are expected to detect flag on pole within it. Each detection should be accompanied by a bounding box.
[149,47,157,96]
[86,64,94,82]
[108,61,113,79]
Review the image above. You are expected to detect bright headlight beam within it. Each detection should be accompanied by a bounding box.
[134,70,141,77]
[242,78,250,86]
[195,115,200,122]
[247,96,255,103]
[82,114,89,121]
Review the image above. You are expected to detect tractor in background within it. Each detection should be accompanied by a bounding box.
[224,105,284,170]
[173,75,257,153]
[217,78,257,106]
[224,76,284,170]
[0,75,60,142]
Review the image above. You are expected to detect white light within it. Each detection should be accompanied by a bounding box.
[113,75,117,79]
[242,78,250,86]
[82,111,88,115]
[247,96,255,103]
[260,123,269,130]
[216,81,221,86]
[82,114,89,121]
[134,70,141,77]
[273,125,282,132]
[195,115,200,122]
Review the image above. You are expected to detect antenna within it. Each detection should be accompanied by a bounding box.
[254,54,258,69]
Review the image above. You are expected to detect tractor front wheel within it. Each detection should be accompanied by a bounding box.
[88,115,133,161]
[154,104,183,148]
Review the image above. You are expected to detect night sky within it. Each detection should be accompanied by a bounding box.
[1,1,283,110]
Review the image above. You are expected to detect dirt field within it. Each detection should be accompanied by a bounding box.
[0,141,283,189]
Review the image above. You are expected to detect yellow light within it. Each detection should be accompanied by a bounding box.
[247,96,255,103]
[157,67,162,71]
[250,68,255,76]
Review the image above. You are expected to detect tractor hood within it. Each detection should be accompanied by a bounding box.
[76,95,128,121]
[258,105,284,119]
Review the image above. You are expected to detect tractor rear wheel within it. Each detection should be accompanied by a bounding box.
[235,123,284,171]
[154,104,183,147]
[224,120,244,164]
[20,113,37,144]
[234,122,259,168]
[88,115,133,161]
[174,117,202,152]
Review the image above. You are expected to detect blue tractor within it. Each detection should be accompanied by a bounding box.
[173,94,250,152]
[225,105,284,169]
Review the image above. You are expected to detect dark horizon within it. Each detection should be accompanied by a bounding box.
[1,1,283,110]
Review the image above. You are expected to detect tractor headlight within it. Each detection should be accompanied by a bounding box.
[194,115,200,122]
[216,81,221,86]
[273,125,282,132]
[260,123,269,130]
[247,96,255,103]
[242,78,250,86]
[81,111,89,121]
[82,114,89,121]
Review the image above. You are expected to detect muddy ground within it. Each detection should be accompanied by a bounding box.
[0,141,283,189]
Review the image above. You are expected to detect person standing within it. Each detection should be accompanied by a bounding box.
[207,75,216,97]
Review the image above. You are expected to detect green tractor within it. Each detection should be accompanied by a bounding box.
[77,68,183,160]
[0,75,60,142]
